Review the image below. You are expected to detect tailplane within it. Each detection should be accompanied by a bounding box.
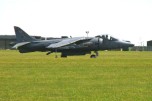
[14,26,37,43]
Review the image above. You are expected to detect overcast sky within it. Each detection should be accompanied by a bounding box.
[0,0,152,45]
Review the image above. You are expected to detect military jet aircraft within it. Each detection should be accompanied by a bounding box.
[13,26,134,58]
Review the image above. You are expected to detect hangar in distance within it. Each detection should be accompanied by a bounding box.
[13,26,134,58]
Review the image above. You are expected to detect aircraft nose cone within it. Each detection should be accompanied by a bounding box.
[122,42,134,47]
[117,41,134,48]
[125,41,134,47]
[129,43,134,47]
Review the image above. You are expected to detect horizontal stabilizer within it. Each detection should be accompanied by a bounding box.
[12,42,30,49]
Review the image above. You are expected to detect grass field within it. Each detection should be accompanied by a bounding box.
[0,50,152,101]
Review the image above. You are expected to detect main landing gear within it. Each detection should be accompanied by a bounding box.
[61,53,67,58]
[90,51,99,58]
[46,51,99,58]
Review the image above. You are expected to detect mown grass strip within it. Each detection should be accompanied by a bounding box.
[0,50,152,101]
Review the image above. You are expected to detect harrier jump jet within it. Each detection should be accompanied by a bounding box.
[13,26,134,58]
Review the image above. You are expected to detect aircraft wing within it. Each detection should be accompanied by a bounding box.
[12,42,30,49]
[47,37,91,48]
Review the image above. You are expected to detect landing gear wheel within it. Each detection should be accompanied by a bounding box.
[90,54,96,58]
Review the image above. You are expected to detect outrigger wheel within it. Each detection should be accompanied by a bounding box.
[90,54,96,58]
[90,51,99,58]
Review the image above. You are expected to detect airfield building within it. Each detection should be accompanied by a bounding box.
[0,35,16,49]
[0,35,45,50]
[129,40,152,51]
[1,35,152,51]
[147,40,152,46]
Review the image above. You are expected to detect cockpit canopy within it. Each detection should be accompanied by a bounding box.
[96,34,119,41]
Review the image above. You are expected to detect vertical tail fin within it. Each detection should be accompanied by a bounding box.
[14,26,37,43]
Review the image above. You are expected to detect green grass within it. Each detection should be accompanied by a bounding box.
[0,50,152,101]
